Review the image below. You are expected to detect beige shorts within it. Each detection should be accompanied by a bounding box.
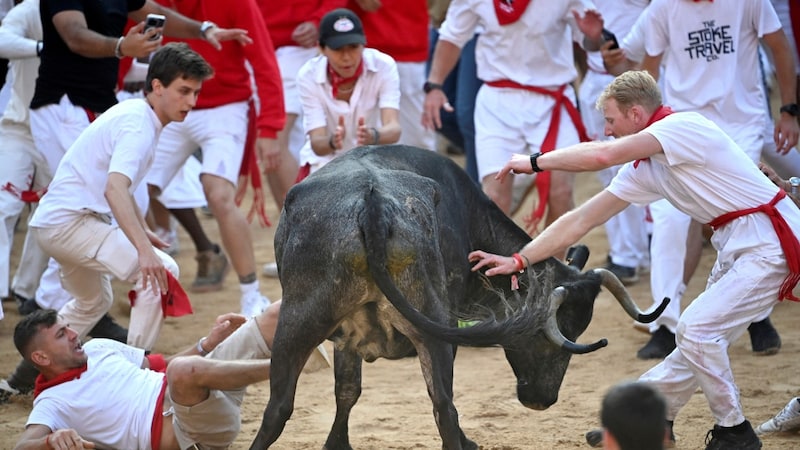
[167,318,271,449]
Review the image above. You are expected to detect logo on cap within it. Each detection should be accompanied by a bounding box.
[333,18,355,32]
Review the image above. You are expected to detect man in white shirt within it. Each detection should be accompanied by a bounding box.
[470,71,799,450]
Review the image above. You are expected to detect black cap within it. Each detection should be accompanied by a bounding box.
[319,8,366,50]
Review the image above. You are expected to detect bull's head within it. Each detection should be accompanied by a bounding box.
[503,268,668,409]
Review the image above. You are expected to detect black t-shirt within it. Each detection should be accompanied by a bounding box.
[30,0,146,113]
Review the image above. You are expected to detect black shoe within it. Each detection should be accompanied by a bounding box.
[748,318,781,356]
[0,358,39,403]
[636,326,676,360]
[13,291,41,316]
[88,314,128,343]
[603,256,639,286]
[705,421,762,450]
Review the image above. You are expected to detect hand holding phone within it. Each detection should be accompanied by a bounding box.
[601,28,619,50]
[144,14,166,41]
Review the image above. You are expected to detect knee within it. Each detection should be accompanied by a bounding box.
[255,300,281,350]
[166,355,206,387]
[203,180,235,212]
[163,255,179,278]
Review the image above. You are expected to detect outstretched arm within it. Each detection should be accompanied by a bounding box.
[14,425,94,450]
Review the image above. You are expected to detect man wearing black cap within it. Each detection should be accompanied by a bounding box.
[294,8,402,177]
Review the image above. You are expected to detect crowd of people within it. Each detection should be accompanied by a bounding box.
[0,0,799,448]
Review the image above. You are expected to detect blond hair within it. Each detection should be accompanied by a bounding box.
[596,70,662,115]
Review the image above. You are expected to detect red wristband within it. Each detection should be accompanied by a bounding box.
[511,253,526,273]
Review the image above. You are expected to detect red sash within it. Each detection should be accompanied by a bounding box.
[708,190,800,301]
[485,80,589,233]
[633,105,674,168]
[234,99,272,227]
[493,0,533,25]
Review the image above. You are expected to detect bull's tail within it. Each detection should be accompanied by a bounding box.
[359,182,531,347]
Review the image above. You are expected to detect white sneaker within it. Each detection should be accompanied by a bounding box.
[756,397,800,435]
[262,262,279,278]
[154,226,179,256]
[302,344,332,373]
[241,291,271,318]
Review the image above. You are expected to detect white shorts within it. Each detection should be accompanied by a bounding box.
[147,101,248,190]
[475,84,581,180]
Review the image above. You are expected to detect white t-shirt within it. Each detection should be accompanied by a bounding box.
[644,0,780,128]
[609,112,800,258]
[586,0,648,73]
[29,98,162,227]
[297,48,400,172]
[439,0,595,87]
[27,339,164,450]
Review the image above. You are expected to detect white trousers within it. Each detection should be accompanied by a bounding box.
[32,214,178,350]
[640,251,784,426]
[396,61,435,150]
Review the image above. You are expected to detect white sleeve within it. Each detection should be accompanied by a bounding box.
[438,0,481,49]
[0,0,39,59]
[298,59,329,133]
[377,57,400,110]
[643,0,669,58]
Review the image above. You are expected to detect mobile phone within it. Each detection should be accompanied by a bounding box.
[144,14,166,41]
[601,28,619,50]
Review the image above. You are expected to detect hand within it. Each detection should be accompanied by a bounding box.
[758,162,790,191]
[600,40,626,69]
[120,21,162,59]
[355,117,372,145]
[204,27,252,50]
[205,313,248,349]
[138,246,168,296]
[332,116,346,150]
[773,115,800,155]
[495,153,536,183]
[291,21,319,48]
[422,89,453,130]
[47,429,95,449]
[256,137,281,172]
[468,250,517,276]
[572,8,604,42]
[355,0,382,12]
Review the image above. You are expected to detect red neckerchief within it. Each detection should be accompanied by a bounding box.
[127,271,193,317]
[328,60,363,98]
[633,105,674,168]
[34,363,88,398]
[709,190,800,301]
[493,0,533,25]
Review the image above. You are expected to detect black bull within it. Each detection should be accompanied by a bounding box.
[250,145,667,450]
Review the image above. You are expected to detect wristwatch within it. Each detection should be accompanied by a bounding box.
[200,20,217,39]
[423,81,444,94]
[530,152,544,173]
[790,176,800,195]
[779,103,799,117]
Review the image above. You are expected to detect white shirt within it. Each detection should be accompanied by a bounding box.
[644,0,780,129]
[297,48,400,172]
[0,0,41,127]
[609,112,800,258]
[30,98,162,227]
[586,0,648,73]
[439,0,595,87]
[28,339,164,450]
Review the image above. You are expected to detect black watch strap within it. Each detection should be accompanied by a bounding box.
[780,103,799,116]
[423,81,444,94]
[530,152,544,173]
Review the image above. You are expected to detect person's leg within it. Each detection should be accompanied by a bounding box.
[396,61,436,150]
[454,33,482,183]
[265,113,300,212]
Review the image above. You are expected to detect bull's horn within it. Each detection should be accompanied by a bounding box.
[592,268,670,323]
[544,286,608,355]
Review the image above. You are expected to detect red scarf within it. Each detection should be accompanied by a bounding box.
[328,60,363,98]
[708,190,800,301]
[34,363,88,398]
[493,0,533,25]
[1,182,47,203]
[127,271,193,317]
[633,105,674,168]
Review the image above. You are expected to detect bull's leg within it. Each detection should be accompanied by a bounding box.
[416,340,478,450]
[250,301,333,449]
[323,348,363,450]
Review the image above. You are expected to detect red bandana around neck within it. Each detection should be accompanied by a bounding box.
[34,363,88,398]
[328,60,364,98]
[493,0,533,25]
[633,105,674,168]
